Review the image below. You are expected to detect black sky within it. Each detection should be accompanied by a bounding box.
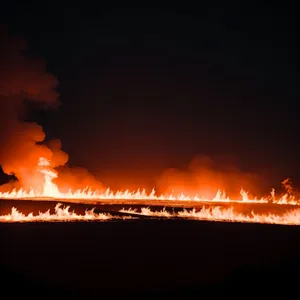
[1,3,299,187]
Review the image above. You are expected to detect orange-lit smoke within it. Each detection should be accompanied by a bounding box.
[156,155,263,199]
[47,139,104,192]
[0,26,103,193]
[0,26,296,202]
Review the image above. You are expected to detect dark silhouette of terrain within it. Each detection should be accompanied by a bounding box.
[1,263,298,298]
[1,202,299,298]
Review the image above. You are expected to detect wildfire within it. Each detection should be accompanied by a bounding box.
[2,29,299,228]
[38,157,61,197]
[0,157,299,206]
[1,202,300,225]
[0,203,129,223]
[120,206,300,225]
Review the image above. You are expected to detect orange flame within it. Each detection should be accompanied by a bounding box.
[2,203,299,225]
[0,157,299,206]
[120,206,300,225]
[0,203,131,223]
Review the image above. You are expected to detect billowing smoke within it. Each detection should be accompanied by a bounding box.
[0,26,103,193]
[156,154,263,198]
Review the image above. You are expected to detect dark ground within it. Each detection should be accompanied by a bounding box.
[1,200,300,298]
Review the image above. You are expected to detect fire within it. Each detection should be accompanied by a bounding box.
[1,202,300,225]
[120,206,300,225]
[38,157,61,197]
[0,203,129,223]
[0,157,299,205]
[3,157,299,226]
[2,28,299,229]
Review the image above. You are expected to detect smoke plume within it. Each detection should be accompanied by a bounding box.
[156,154,263,198]
[0,26,103,192]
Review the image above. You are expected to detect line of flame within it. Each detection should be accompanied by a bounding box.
[2,203,299,225]
[0,157,299,205]
[0,203,131,223]
[1,188,299,205]
[119,207,300,225]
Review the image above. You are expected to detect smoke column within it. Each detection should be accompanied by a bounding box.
[0,25,67,192]
[156,154,265,198]
[0,26,104,193]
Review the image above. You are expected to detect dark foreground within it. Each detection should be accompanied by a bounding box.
[1,201,300,298]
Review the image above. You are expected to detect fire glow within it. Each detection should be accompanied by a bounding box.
[119,207,300,225]
[0,203,129,223]
[1,203,300,225]
[1,158,299,226]
[0,158,299,206]
[2,28,299,227]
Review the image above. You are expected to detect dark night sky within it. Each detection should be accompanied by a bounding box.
[1,3,299,187]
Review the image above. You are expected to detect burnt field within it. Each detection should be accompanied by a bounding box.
[0,200,300,298]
